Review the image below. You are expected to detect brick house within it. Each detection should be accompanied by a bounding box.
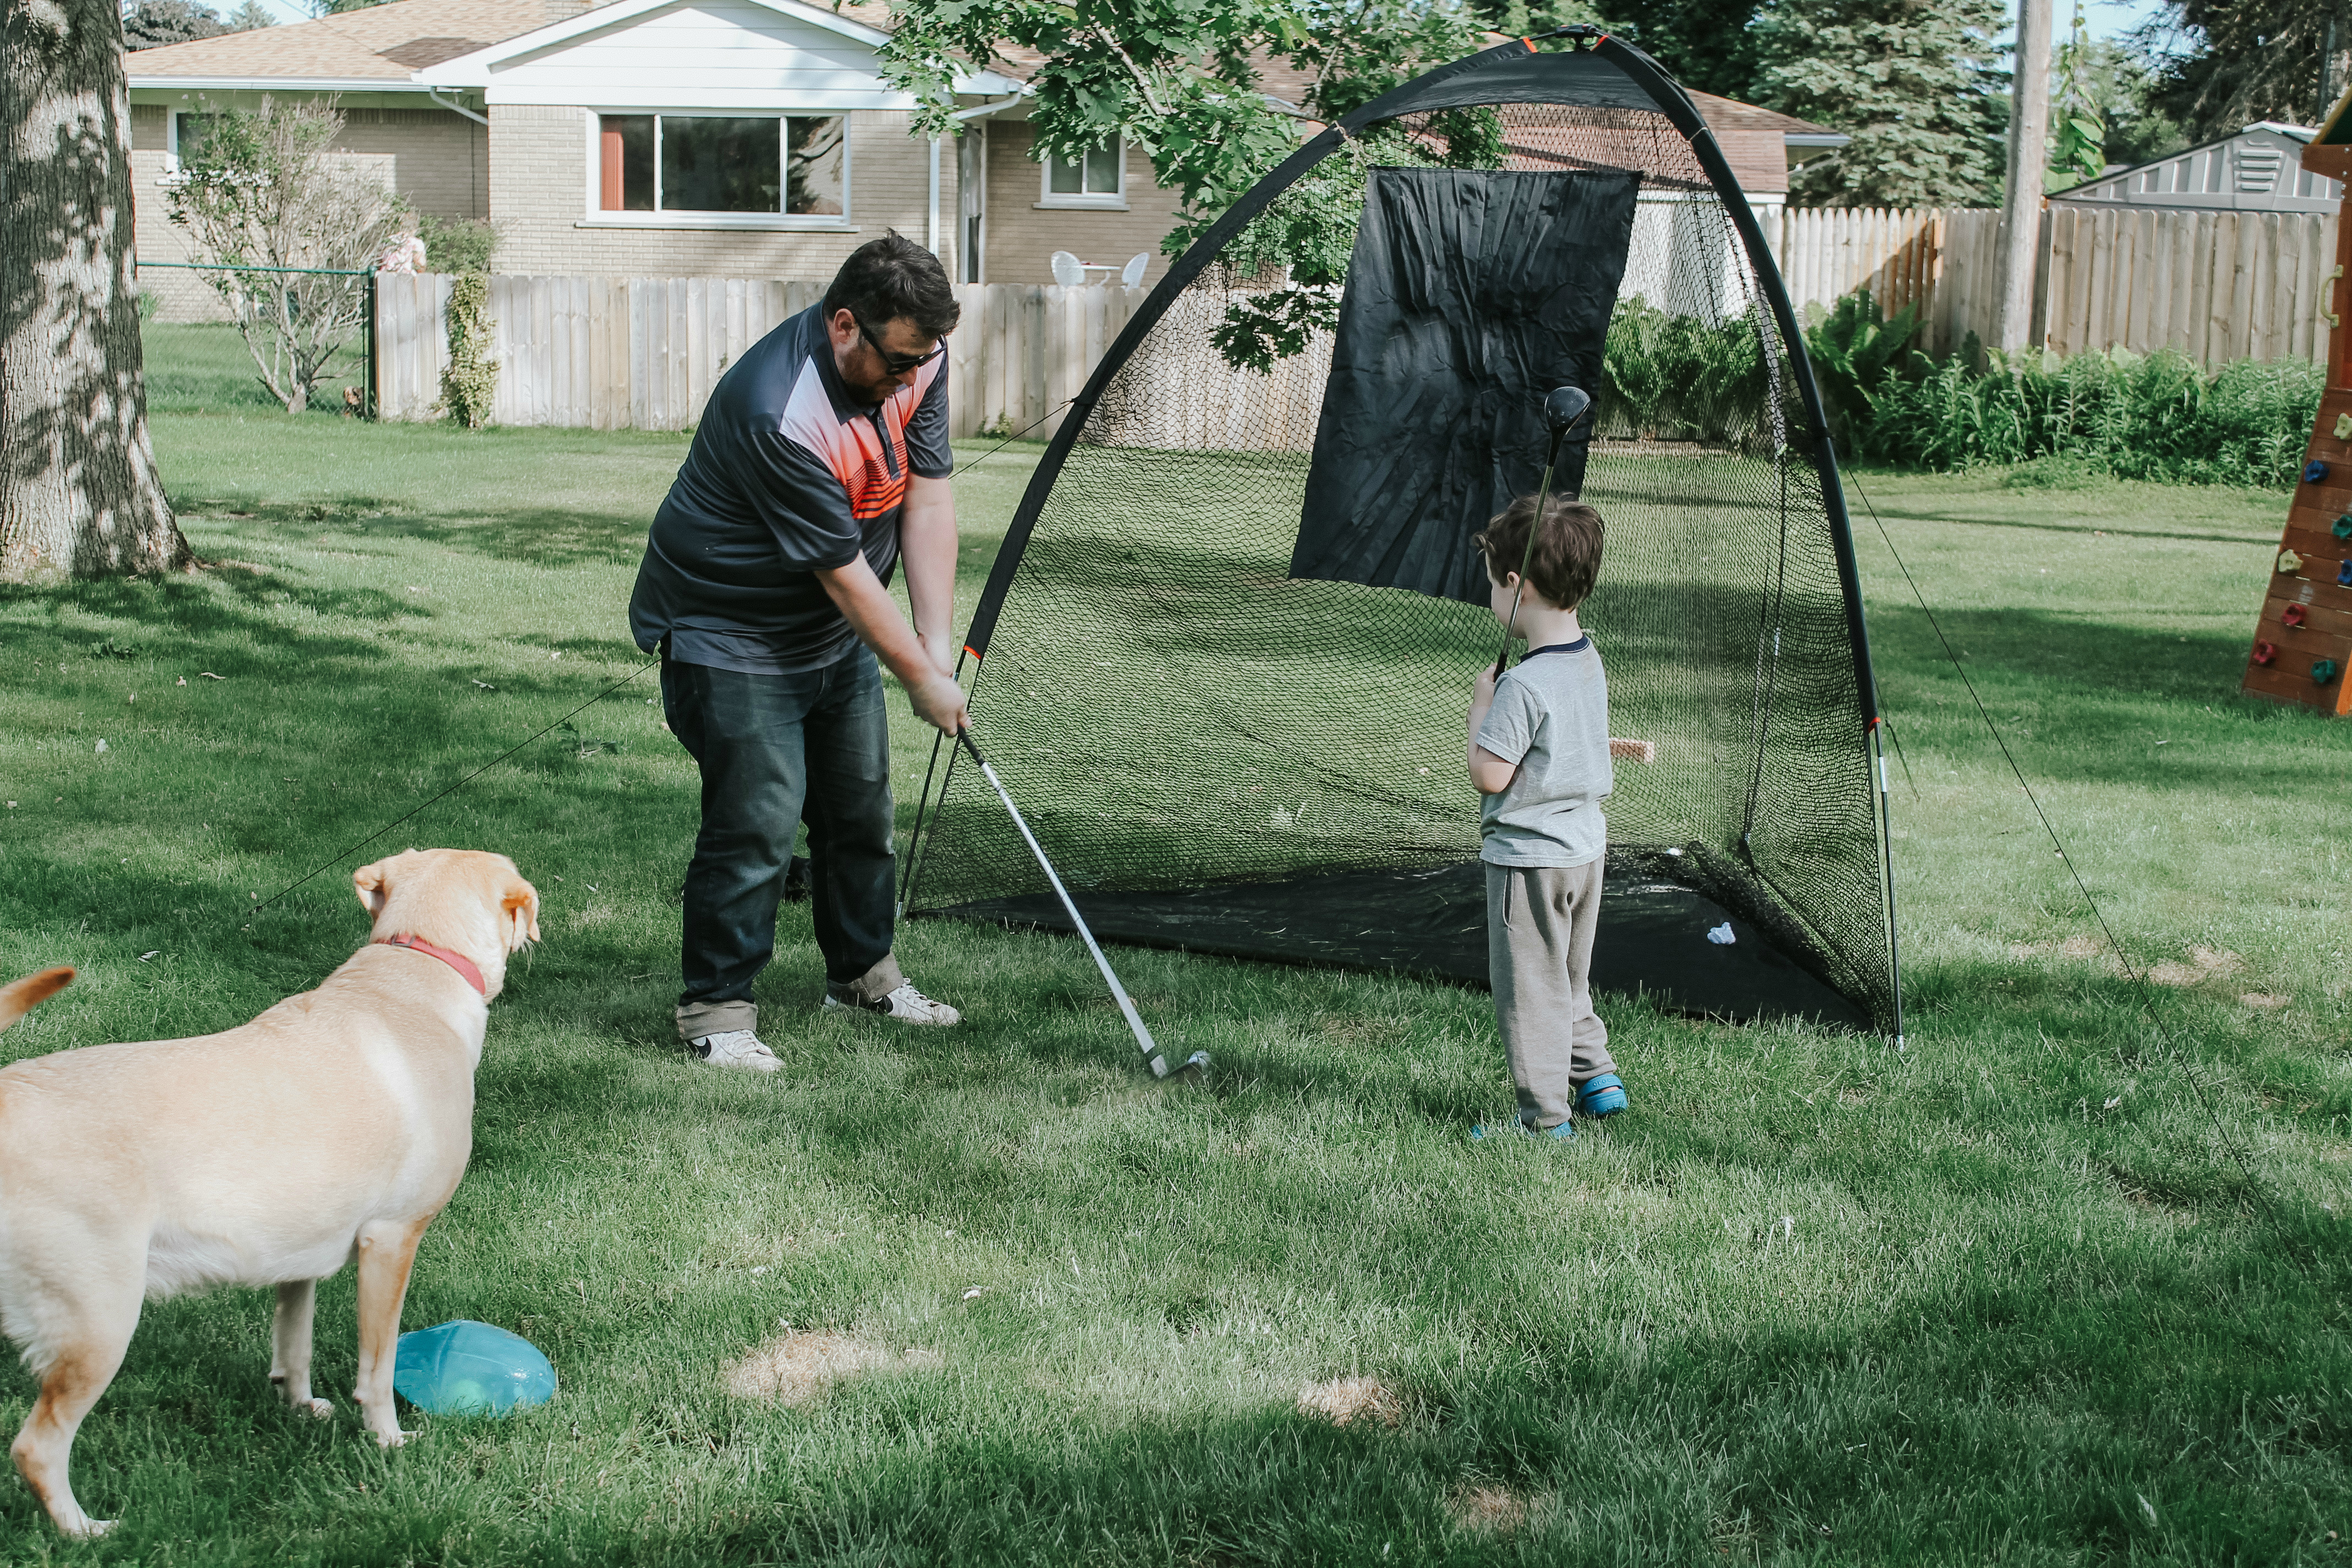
[127,0,1838,316]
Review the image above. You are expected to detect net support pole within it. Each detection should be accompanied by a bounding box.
[1870,720,1905,1047]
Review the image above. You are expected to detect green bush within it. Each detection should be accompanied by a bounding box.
[418,214,498,276]
[1800,289,1923,448]
[1596,298,1770,445]
[1864,344,2323,487]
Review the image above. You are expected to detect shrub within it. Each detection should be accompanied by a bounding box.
[160,94,411,413]
[439,272,498,428]
[417,214,498,276]
[1597,298,1770,447]
[1864,345,2323,487]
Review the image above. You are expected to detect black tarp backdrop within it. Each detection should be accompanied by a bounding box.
[1291,166,1641,604]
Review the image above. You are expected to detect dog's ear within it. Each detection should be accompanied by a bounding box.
[500,878,541,949]
[353,859,391,917]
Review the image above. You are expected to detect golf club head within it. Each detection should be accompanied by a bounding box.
[1544,385,1593,435]
[1148,1049,1212,1078]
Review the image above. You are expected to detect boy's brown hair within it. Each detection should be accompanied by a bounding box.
[1473,496,1605,611]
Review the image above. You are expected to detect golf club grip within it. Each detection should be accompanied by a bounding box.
[969,753,1164,1065]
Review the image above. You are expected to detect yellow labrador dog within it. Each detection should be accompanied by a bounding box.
[0,848,538,1538]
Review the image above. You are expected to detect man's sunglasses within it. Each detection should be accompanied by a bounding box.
[853,313,946,375]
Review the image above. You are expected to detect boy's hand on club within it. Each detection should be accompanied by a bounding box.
[1472,665,1498,709]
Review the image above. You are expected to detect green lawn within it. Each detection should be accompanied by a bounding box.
[0,337,2348,1563]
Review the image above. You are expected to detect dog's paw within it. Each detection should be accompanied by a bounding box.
[62,1518,117,1540]
[301,1397,334,1419]
[372,1427,413,1449]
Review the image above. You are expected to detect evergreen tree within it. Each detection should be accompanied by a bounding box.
[1753,0,2008,207]
[119,0,229,48]
[226,0,276,29]
[2141,0,2338,139]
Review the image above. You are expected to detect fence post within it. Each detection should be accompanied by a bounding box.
[363,271,379,420]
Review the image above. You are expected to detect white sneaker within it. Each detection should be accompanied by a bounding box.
[822,981,961,1026]
[690,1029,781,1072]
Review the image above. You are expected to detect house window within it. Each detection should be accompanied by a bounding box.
[169,111,222,171]
[1039,139,1124,208]
[597,113,846,218]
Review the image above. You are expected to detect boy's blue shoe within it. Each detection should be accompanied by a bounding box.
[1576,1074,1629,1118]
[1471,1117,1575,1141]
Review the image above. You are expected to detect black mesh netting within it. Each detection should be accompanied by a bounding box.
[907,45,1898,1031]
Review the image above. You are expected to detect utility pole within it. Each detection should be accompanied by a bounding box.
[1994,0,2052,357]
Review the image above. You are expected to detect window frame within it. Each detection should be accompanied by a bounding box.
[167,109,219,174]
[1035,135,1127,210]
[581,108,854,231]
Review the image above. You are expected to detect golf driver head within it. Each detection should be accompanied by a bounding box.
[1544,384,1592,435]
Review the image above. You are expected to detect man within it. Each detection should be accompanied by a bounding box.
[629,235,970,1072]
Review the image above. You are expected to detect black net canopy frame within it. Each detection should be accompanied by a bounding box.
[904,34,1904,1036]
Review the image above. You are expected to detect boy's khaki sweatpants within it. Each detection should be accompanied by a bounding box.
[1486,859,1614,1132]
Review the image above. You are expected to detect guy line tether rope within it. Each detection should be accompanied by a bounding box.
[1841,470,2272,1215]
[244,400,1076,921]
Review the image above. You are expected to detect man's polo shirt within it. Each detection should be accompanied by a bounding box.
[628,303,952,673]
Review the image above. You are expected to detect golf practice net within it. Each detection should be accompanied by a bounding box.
[906,37,1901,1032]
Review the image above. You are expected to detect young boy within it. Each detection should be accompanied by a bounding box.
[1466,494,1627,1140]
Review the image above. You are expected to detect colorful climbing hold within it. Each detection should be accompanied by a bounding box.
[2279,549,2304,573]
[2335,513,2352,541]
[2338,412,2352,440]
[2340,559,2352,587]
[2317,659,2343,685]
[2310,460,2335,485]
[2253,640,2278,665]
[2283,603,2308,628]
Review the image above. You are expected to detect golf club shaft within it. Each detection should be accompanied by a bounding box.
[957,731,1168,1076]
[1493,443,1562,677]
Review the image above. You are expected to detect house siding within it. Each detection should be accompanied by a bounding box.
[979,119,1179,286]
[488,104,960,281]
[130,97,487,320]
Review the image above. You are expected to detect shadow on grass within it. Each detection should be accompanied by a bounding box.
[362,508,652,572]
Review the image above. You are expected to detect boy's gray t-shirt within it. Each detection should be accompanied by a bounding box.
[1476,635,1612,867]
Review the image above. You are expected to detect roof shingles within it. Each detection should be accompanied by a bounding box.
[127,0,591,81]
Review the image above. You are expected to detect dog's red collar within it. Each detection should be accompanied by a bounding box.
[373,934,487,997]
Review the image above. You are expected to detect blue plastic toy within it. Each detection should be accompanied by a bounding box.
[391,1320,557,1416]
[2309,459,2333,485]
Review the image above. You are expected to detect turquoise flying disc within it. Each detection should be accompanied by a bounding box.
[391,1320,557,1416]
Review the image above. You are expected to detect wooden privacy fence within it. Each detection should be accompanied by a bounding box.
[1770,206,2002,357]
[2038,206,2339,366]
[375,275,1147,438]
[374,208,2342,429]
[1768,203,2337,367]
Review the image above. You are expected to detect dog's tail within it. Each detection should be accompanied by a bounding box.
[0,968,73,1034]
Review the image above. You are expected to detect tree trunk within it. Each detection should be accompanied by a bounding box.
[1992,0,2052,357]
[2,0,189,582]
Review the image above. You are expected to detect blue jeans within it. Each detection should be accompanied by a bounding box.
[661,648,900,1040]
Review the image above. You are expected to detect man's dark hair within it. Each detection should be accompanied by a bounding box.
[824,232,960,342]
[1473,496,1605,612]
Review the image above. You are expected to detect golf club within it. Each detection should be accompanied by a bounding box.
[955,729,1208,1079]
[1492,384,1595,677]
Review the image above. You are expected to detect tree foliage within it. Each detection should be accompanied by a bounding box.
[2141,0,2339,139]
[2046,1,2105,188]
[120,0,229,49]
[1752,0,2007,208]
[879,0,1491,368]
[160,95,410,411]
